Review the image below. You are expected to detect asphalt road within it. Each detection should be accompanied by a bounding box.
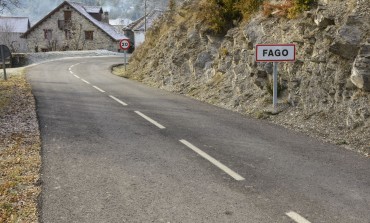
[27,57,370,223]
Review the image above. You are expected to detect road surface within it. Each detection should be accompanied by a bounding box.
[27,57,370,223]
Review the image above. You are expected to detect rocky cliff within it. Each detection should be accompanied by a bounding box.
[118,0,370,155]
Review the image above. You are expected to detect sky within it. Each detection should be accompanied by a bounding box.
[3,0,169,24]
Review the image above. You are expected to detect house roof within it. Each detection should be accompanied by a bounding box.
[0,17,30,33]
[125,10,164,32]
[83,6,103,14]
[21,1,126,41]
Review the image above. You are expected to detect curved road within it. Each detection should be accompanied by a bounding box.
[27,57,370,223]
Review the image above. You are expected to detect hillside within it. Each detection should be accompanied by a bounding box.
[117,0,370,156]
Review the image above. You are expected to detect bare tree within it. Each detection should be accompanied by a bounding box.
[65,22,86,51]
[0,21,20,52]
[0,0,20,13]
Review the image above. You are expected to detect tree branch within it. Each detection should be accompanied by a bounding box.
[0,0,21,13]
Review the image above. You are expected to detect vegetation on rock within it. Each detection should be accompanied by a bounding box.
[197,0,317,34]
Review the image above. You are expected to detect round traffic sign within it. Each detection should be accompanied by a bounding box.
[119,39,130,50]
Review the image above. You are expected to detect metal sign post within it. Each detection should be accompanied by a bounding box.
[119,39,131,72]
[124,50,127,71]
[256,44,296,113]
[273,62,278,113]
[0,45,11,81]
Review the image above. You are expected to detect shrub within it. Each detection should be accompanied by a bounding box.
[288,0,317,18]
[168,0,176,11]
[235,0,264,21]
[198,0,317,33]
[263,0,317,18]
[198,0,241,34]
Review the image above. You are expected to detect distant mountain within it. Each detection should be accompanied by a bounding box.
[4,0,170,23]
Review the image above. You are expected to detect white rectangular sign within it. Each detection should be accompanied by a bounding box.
[256,44,296,62]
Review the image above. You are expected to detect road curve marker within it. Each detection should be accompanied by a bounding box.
[179,139,245,181]
[81,79,90,85]
[286,211,311,223]
[109,95,128,106]
[135,111,165,129]
[93,86,106,93]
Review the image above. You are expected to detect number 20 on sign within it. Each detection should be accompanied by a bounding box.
[120,39,130,50]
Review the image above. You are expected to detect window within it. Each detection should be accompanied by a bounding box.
[64,11,72,22]
[44,29,52,40]
[85,31,94,40]
[65,30,71,39]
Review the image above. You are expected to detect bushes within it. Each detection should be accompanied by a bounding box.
[168,0,176,11]
[198,0,316,33]
[235,0,264,21]
[263,0,317,18]
[198,0,264,34]
[198,0,241,34]
[288,0,317,18]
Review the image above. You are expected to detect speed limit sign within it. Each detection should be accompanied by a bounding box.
[119,39,130,50]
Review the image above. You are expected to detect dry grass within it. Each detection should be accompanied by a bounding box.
[0,71,41,223]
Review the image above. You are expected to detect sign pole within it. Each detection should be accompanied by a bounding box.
[124,50,127,71]
[273,62,278,113]
[1,46,7,81]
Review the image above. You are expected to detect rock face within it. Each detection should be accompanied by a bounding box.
[126,0,370,154]
[351,45,370,91]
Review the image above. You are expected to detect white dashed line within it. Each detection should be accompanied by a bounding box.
[81,79,90,84]
[286,211,311,223]
[109,95,128,106]
[73,74,80,79]
[93,86,106,93]
[69,63,80,69]
[135,111,165,129]
[179,139,245,181]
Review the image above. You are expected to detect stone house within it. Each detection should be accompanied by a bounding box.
[21,1,127,52]
[123,10,163,50]
[0,16,30,52]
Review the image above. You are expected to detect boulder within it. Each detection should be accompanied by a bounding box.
[314,13,335,29]
[329,42,359,60]
[194,52,212,69]
[350,45,370,91]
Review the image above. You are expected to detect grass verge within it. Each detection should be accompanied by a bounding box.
[0,70,41,223]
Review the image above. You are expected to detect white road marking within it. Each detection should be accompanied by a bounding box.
[93,86,106,93]
[286,211,311,223]
[81,79,90,84]
[69,63,80,69]
[109,95,128,106]
[179,140,245,181]
[73,74,80,79]
[135,111,166,129]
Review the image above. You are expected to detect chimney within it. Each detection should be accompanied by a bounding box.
[102,11,109,23]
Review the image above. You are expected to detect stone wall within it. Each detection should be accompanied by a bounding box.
[24,4,119,52]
